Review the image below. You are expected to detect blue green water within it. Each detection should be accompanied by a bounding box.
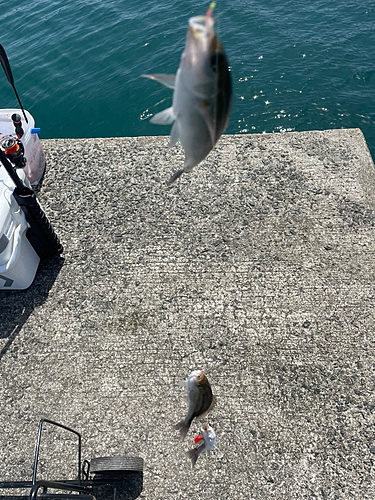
[1,0,375,159]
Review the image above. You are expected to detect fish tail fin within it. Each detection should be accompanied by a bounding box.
[186,448,199,467]
[168,169,184,184]
[173,419,184,431]
[173,419,190,441]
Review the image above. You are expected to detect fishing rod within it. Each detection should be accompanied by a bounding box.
[0,147,63,259]
[0,44,28,123]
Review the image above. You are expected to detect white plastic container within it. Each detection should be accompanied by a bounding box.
[0,165,40,290]
[0,109,45,186]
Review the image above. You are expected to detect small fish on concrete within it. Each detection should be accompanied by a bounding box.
[186,423,216,467]
[174,370,216,441]
[142,3,232,183]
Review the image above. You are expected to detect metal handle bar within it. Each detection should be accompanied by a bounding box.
[32,420,82,486]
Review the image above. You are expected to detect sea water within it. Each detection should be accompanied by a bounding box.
[0,0,374,159]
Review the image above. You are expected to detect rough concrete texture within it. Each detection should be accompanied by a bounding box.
[0,129,374,500]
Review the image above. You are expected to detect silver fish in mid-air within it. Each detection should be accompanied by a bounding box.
[142,3,232,183]
[174,370,216,441]
[186,423,216,467]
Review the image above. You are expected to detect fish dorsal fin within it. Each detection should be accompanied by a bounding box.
[150,107,176,125]
[141,73,176,90]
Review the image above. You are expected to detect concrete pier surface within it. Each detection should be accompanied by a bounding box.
[0,129,374,499]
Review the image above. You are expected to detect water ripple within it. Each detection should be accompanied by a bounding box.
[0,0,374,157]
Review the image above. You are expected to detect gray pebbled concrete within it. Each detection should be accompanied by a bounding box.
[0,129,374,500]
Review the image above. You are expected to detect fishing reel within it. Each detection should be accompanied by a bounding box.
[1,135,27,169]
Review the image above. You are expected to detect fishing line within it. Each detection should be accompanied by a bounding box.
[206,1,216,20]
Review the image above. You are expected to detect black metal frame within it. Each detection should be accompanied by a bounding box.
[0,419,125,500]
[32,419,82,485]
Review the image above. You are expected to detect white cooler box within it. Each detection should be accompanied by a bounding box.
[0,166,40,290]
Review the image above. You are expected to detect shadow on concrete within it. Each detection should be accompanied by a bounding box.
[0,473,143,500]
[91,472,144,500]
[0,257,64,361]
[0,497,28,500]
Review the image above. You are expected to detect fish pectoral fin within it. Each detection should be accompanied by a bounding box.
[141,73,176,90]
[150,107,176,125]
[178,380,188,387]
